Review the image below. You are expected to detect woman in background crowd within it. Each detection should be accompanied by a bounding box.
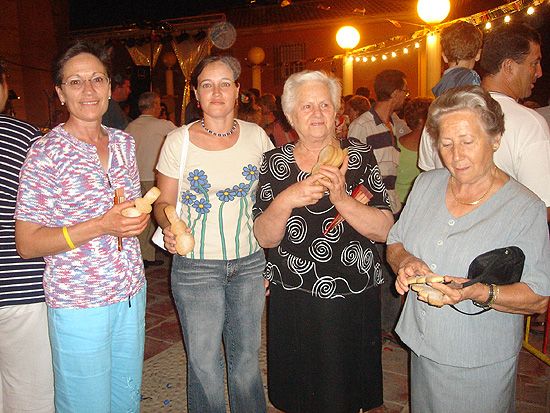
[344,95,371,124]
[395,97,432,204]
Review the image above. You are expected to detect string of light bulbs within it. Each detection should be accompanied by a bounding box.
[340,0,546,65]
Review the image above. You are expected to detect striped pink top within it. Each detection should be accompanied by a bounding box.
[15,125,145,308]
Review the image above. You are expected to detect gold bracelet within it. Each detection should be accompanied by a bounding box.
[62,226,76,250]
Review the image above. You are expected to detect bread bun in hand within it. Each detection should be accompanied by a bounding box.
[164,205,195,255]
[311,144,348,175]
[121,186,161,217]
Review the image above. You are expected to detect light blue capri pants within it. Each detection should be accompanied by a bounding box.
[47,286,146,413]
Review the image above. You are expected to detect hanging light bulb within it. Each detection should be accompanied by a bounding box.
[362,56,368,62]
[391,51,397,58]
[382,54,388,60]
[414,42,420,49]
[355,56,360,62]
[504,15,511,23]
[403,47,409,54]
[485,21,492,30]
[371,56,377,62]
[527,7,535,15]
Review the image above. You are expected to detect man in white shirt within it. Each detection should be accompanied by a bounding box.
[418,23,550,222]
[126,92,176,265]
[537,100,550,129]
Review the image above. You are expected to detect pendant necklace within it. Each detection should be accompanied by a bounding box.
[201,118,238,137]
[450,167,496,206]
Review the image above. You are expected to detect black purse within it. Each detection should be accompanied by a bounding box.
[463,246,525,287]
[451,246,525,315]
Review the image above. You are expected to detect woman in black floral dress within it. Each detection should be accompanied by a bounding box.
[253,70,394,413]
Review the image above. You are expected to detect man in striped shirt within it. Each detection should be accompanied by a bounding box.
[348,70,411,215]
[0,59,53,412]
[347,70,411,337]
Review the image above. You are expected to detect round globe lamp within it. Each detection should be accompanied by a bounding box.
[162,51,177,69]
[417,0,450,24]
[247,47,266,65]
[336,26,360,50]
[336,26,360,95]
[248,46,265,93]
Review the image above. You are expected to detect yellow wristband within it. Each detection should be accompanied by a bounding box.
[62,226,76,250]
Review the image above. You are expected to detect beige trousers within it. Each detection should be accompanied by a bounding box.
[0,302,54,413]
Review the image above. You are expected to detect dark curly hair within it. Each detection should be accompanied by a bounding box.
[374,70,406,101]
[441,21,483,63]
[404,97,433,130]
[480,23,541,75]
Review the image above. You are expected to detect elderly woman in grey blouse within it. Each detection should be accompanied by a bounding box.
[386,86,550,413]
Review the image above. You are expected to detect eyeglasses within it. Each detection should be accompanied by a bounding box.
[60,74,110,90]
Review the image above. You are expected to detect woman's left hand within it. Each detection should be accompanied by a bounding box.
[423,275,473,306]
[100,200,150,238]
[318,156,349,205]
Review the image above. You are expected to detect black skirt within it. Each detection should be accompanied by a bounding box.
[267,284,383,413]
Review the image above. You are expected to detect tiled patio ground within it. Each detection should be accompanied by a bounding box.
[143,252,550,412]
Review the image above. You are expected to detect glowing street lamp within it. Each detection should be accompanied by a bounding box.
[336,26,360,95]
[336,26,360,50]
[417,0,451,96]
[417,0,450,25]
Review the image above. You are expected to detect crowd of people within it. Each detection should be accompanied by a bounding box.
[0,18,549,413]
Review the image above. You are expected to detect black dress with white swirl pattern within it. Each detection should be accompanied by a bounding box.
[253,138,390,299]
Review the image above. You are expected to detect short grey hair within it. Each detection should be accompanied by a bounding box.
[425,85,505,142]
[138,91,159,112]
[281,70,342,123]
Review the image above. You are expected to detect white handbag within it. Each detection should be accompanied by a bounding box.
[151,125,190,249]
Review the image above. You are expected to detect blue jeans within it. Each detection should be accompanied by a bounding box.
[171,250,266,413]
[47,286,146,413]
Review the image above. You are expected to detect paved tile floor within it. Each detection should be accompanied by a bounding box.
[144,253,550,412]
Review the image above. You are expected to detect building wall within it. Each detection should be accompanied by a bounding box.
[0,0,68,127]
[227,18,423,99]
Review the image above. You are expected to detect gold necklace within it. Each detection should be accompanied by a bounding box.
[297,137,338,155]
[450,168,496,206]
[297,140,318,155]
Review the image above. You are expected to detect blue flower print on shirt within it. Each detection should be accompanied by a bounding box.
[242,164,259,182]
[188,169,211,193]
[216,188,236,202]
[192,198,211,215]
[181,191,197,205]
[233,183,250,198]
